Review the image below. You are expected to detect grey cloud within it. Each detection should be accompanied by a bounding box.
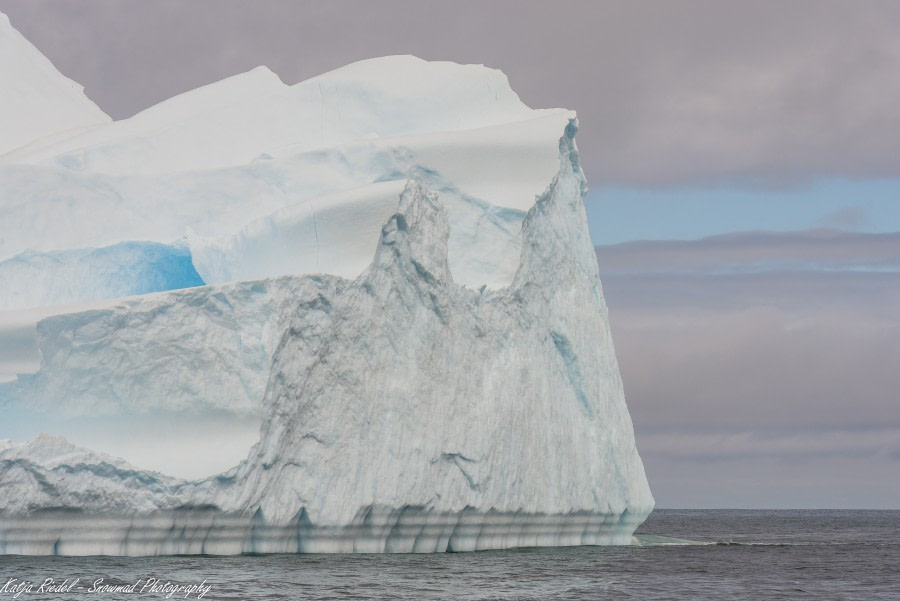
[641,451,900,508]
[601,257,900,433]
[595,231,900,506]
[2,0,900,185]
[604,270,900,318]
[597,230,900,275]
[611,299,900,433]
[637,429,900,462]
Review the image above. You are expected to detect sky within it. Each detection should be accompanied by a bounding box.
[0,0,897,509]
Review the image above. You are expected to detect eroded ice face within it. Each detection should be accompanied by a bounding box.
[1,50,572,395]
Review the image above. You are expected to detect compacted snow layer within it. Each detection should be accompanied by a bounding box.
[0,51,571,299]
[0,112,569,293]
[5,56,552,176]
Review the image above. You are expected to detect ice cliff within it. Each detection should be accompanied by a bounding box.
[0,11,653,554]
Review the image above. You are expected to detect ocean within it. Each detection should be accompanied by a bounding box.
[1,509,897,600]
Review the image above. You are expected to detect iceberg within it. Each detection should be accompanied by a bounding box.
[0,11,653,554]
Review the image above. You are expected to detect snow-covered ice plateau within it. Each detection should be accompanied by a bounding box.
[0,11,653,554]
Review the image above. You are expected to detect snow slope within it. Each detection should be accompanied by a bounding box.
[0,112,570,286]
[4,56,552,175]
[0,52,570,292]
[189,180,408,285]
[0,13,110,156]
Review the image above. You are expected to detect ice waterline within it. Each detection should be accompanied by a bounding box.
[0,509,647,556]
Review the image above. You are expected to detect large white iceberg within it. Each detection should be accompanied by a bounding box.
[0,12,653,555]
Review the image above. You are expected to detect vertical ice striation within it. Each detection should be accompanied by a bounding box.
[207,121,654,526]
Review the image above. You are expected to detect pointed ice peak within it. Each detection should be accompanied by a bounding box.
[0,10,110,156]
[560,118,589,197]
[512,119,601,305]
[374,181,451,286]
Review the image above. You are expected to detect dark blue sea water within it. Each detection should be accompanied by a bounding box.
[1,510,897,600]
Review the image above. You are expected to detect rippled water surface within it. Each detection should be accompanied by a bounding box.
[1,509,898,600]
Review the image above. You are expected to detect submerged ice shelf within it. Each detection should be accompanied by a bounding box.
[0,10,653,554]
[0,510,645,556]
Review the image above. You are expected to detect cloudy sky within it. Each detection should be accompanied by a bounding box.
[1,0,897,508]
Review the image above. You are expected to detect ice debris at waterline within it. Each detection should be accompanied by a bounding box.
[0,11,652,555]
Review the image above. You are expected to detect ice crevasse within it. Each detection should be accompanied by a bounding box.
[0,11,653,555]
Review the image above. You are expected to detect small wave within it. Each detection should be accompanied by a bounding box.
[714,540,820,547]
[635,536,828,548]
[632,534,711,546]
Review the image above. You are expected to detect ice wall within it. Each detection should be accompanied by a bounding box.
[0,124,654,554]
